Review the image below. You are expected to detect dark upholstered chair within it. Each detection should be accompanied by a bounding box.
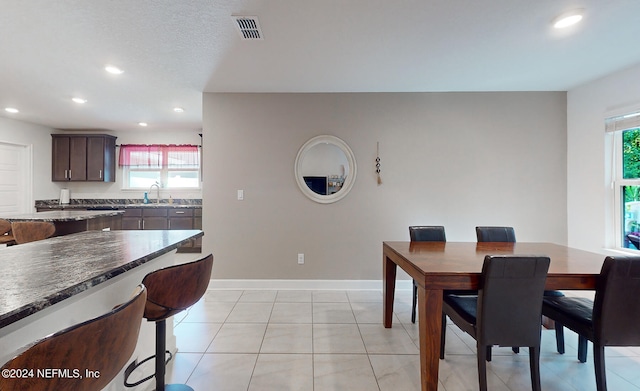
[475,225,564,354]
[475,226,516,242]
[441,255,550,391]
[125,254,213,391]
[409,226,446,323]
[542,256,640,391]
[11,221,56,244]
[0,284,147,391]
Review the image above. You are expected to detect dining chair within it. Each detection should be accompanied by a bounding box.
[541,256,640,391]
[0,218,15,245]
[475,225,565,354]
[10,221,56,244]
[0,284,147,391]
[475,226,516,242]
[440,255,550,391]
[409,226,446,323]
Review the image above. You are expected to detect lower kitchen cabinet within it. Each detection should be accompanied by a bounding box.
[120,206,201,253]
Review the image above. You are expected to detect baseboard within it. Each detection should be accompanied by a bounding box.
[209,279,413,291]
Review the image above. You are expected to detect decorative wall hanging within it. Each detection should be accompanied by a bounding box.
[376,142,382,185]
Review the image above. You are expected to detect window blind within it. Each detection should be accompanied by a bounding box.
[118,144,199,167]
[605,111,640,133]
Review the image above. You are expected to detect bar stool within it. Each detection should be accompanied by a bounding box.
[0,218,15,245]
[11,221,56,244]
[125,254,214,391]
[0,284,147,391]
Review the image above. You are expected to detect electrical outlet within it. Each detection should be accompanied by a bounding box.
[297,253,304,264]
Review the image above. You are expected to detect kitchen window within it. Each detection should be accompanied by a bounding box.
[119,144,200,189]
[609,111,640,249]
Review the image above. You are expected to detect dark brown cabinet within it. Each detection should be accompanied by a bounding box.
[142,208,168,230]
[121,208,143,230]
[118,206,201,252]
[168,208,193,230]
[52,134,116,182]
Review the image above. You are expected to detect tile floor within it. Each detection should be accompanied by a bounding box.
[152,289,640,391]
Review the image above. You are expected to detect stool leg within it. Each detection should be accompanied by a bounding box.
[156,320,166,391]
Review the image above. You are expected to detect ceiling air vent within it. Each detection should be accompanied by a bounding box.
[232,16,263,40]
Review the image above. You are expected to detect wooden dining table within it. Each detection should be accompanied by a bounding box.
[382,241,607,391]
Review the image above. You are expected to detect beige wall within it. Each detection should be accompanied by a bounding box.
[202,92,567,280]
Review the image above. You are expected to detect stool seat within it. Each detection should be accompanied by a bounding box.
[0,285,146,391]
[11,221,56,244]
[125,254,213,391]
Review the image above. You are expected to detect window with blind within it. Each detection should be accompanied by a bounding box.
[608,111,640,249]
[118,144,200,189]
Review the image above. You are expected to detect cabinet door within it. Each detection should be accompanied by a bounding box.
[68,137,87,181]
[86,136,116,182]
[168,217,192,230]
[121,208,142,230]
[143,217,168,229]
[142,208,168,230]
[52,136,70,181]
[86,137,105,181]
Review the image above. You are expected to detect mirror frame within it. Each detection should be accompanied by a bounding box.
[294,135,357,204]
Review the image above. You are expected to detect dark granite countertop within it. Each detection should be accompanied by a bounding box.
[0,229,204,329]
[35,198,202,210]
[3,210,124,222]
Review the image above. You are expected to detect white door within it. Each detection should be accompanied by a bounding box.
[0,142,32,215]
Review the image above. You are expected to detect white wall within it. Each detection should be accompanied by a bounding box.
[567,63,640,252]
[0,117,59,204]
[202,92,567,280]
[0,121,202,208]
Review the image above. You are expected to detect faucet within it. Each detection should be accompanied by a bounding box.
[149,181,161,204]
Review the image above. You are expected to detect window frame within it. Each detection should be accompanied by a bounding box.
[119,144,201,190]
[611,120,640,251]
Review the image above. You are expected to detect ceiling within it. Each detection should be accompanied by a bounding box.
[1,0,640,133]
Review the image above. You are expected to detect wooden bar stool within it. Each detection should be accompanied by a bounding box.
[0,218,16,245]
[0,284,146,391]
[11,221,56,244]
[125,254,213,391]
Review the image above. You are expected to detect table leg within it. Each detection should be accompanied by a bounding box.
[383,254,397,328]
[418,286,443,391]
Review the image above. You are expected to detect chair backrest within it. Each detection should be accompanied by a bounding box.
[475,226,516,242]
[0,284,147,391]
[409,226,446,242]
[477,255,550,347]
[142,254,214,321]
[593,256,640,345]
[0,219,11,235]
[11,221,56,244]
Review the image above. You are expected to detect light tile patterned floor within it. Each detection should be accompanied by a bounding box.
[154,289,640,391]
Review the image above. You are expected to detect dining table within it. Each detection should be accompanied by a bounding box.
[382,241,607,391]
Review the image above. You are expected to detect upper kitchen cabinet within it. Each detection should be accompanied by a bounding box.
[52,134,117,182]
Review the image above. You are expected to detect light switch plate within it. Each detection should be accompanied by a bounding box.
[237,190,244,200]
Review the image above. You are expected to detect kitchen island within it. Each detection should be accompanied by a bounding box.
[4,209,124,235]
[0,229,205,391]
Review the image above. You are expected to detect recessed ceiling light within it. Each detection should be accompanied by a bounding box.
[72,97,87,104]
[4,107,19,113]
[138,122,148,127]
[105,65,124,75]
[553,10,584,29]
[173,107,184,113]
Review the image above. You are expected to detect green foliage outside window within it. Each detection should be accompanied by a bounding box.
[623,128,640,179]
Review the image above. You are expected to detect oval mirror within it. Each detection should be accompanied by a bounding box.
[294,135,357,204]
